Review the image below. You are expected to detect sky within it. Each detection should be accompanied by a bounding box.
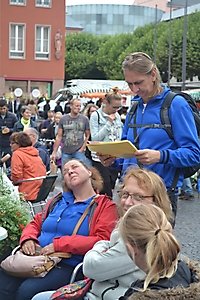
[66,0,135,5]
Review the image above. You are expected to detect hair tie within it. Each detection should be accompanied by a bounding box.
[155,228,161,236]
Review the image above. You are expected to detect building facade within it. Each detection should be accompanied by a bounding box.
[0,0,65,100]
[66,4,164,35]
[133,0,170,12]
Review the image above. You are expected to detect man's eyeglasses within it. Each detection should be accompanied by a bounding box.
[121,191,154,202]
[10,142,18,145]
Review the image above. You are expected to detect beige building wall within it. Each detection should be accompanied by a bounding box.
[133,0,170,12]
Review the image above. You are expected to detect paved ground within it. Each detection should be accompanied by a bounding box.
[51,174,200,260]
[175,193,200,260]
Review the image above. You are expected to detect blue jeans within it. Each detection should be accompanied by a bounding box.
[61,151,91,168]
[0,263,74,300]
[182,178,194,196]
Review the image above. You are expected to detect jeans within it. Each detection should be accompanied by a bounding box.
[0,263,74,300]
[182,178,194,196]
[61,151,91,168]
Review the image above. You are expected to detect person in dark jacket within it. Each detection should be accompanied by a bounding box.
[119,204,194,300]
[0,99,18,167]
[54,100,63,114]
[13,106,37,132]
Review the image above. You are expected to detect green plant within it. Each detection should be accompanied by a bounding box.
[0,170,30,255]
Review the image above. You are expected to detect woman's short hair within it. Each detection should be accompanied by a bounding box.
[10,132,32,147]
[105,87,122,103]
[122,52,161,89]
[62,160,103,193]
[20,105,31,115]
[119,204,180,291]
[118,167,173,222]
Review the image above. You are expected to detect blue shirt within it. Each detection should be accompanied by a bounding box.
[38,191,95,266]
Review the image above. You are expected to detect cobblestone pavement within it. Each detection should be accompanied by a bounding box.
[175,193,200,260]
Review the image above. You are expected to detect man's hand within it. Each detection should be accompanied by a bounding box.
[134,149,160,165]
[2,127,10,134]
[98,154,116,167]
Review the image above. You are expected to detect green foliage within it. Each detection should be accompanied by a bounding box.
[65,11,200,81]
[0,173,30,255]
[66,33,108,80]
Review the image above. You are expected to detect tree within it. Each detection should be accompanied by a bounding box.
[65,11,200,82]
[65,33,108,80]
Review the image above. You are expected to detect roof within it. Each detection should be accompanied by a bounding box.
[64,79,130,95]
[162,3,200,21]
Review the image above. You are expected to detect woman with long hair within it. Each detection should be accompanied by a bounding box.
[89,87,123,197]
[119,204,195,299]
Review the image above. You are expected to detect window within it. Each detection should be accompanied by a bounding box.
[10,0,26,5]
[35,26,50,59]
[35,0,51,7]
[9,24,25,59]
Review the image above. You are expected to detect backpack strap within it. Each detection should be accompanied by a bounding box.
[160,91,176,140]
[95,110,100,125]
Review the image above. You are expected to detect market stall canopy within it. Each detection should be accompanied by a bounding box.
[80,89,132,98]
[66,79,132,96]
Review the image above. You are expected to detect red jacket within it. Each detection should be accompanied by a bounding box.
[11,146,46,200]
[20,194,118,255]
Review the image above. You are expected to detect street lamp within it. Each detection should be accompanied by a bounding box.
[154,4,158,63]
[182,0,188,90]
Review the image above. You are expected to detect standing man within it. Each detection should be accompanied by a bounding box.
[0,99,18,166]
[51,98,90,166]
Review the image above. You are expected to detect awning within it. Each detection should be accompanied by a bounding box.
[80,89,133,98]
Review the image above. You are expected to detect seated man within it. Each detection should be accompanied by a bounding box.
[24,128,50,172]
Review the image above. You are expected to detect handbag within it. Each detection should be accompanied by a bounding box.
[1,249,71,278]
[50,277,93,300]
[1,198,96,278]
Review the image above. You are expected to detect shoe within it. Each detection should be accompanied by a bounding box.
[179,194,194,201]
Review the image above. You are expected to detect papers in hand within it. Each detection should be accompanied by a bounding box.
[87,140,138,158]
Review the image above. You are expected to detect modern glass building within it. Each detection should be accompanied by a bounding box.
[66,4,164,35]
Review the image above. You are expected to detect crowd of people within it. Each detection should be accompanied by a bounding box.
[0,51,200,300]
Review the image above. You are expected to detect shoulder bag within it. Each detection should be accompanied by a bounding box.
[1,197,96,278]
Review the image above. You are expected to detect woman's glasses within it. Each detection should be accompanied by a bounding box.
[121,191,154,202]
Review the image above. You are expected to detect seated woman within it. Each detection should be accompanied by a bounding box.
[10,132,46,201]
[0,159,118,300]
[119,204,198,299]
[31,167,173,300]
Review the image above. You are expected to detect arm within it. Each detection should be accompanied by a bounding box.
[19,212,43,246]
[83,236,138,282]
[51,128,62,160]
[90,111,113,141]
[11,153,24,183]
[53,199,118,254]
[79,129,90,152]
